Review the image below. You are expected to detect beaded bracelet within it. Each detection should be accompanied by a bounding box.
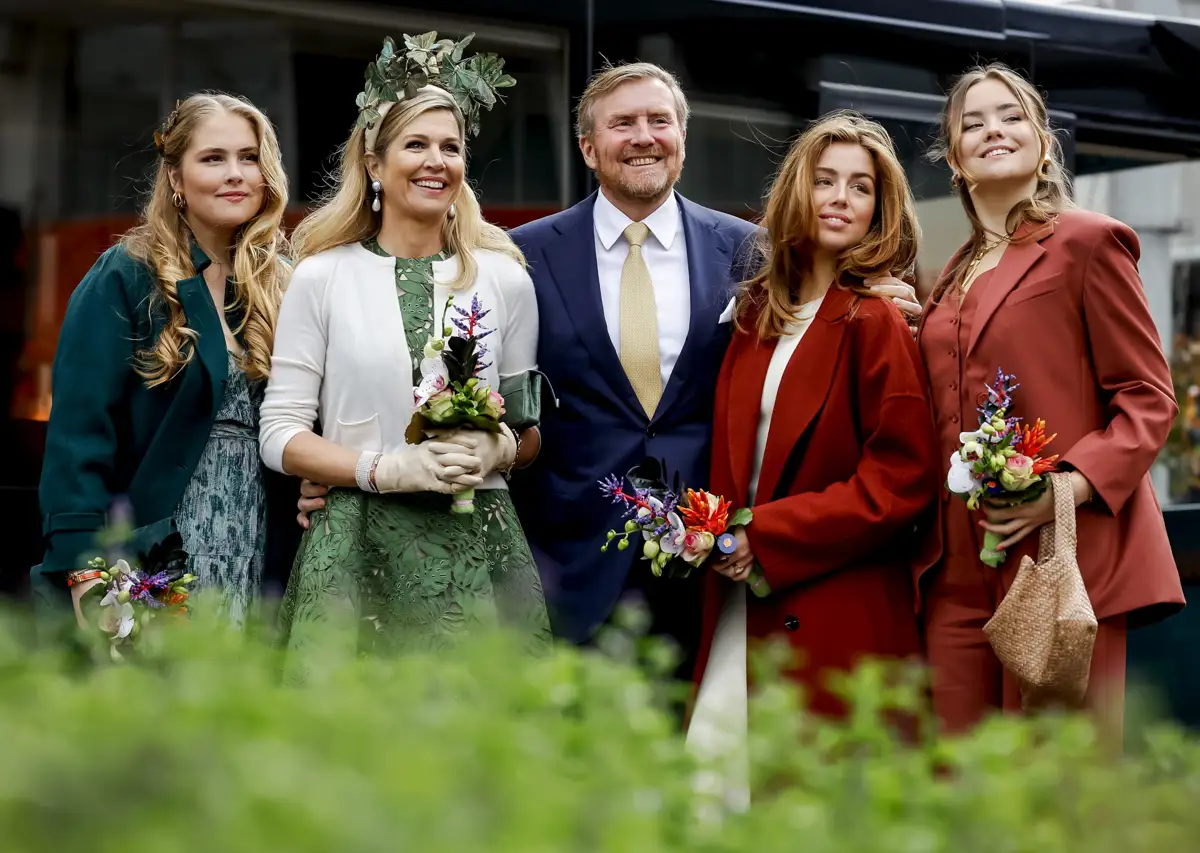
[66,569,104,588]
[355,451,382,493]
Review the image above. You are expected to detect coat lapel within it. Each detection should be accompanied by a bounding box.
[655,195,734,422]
[965,219,1055,357]
[726,329,774,506]
[176,242,228,419]
[541,194,642,415]
[752,288,855,506]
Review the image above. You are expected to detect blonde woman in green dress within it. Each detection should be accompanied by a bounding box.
[259,35,551,666]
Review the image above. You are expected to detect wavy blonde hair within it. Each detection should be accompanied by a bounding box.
[928,63,1073,301]
[739,110,920,340]
[122,92,289,387]
[291,86,523,281]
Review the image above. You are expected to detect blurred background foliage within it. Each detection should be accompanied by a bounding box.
[1,596,1199,853]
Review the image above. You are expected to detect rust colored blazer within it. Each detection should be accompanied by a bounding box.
[694,287,940,716]
[918,208,1185,627]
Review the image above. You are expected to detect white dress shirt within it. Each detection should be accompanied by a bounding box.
[593,189,691,389]
[258,243,539,492]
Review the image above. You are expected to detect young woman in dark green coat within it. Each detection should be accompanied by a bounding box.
[36,92,292,628]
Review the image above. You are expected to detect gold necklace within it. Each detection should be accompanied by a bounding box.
[961,237,1003,290]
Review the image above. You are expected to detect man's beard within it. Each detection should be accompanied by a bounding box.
[599,156,683,202]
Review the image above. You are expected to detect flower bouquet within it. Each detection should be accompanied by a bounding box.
[947,369,1059,567]
[598,458,771,598]
[78,531,197,661]
[407,294,506,514]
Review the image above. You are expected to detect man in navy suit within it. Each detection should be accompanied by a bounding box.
[507,62,923,681]
[296,62,922,680]
[508,63,757,672]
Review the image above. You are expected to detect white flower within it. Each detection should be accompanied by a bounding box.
[413,359,449,407]
[637,497,666,535]
[658,512,687,555]
[947,452,980,495]
[422,337,445,360]
[97,560,137,640]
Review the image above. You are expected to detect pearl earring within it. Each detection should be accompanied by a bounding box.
[447,202,456,220]
[371,179,382,213]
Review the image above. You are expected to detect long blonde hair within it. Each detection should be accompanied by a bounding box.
[122,92,289,387]
[290,86,523,282]
[739,111,920,340]
[928,63,1073,301]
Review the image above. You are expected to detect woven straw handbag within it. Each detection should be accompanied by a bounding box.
[983,471,1099,708]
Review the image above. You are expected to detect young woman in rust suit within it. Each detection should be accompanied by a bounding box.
[918,63,1186,738]
[686,113,940,804]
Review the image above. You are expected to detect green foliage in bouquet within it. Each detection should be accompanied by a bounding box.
[2,601,1200,853]
[405,295,505,446]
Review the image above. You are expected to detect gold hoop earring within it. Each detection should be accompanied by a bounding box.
[950,172,962,189]
[172,191,185,210]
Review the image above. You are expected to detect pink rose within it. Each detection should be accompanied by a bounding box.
[483,390,506,420]
[1000,454,1037,491]
[681,530,715,566]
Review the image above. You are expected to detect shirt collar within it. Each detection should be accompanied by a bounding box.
[594,188,681,252]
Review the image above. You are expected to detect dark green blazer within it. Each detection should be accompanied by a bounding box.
[38,242,248,578]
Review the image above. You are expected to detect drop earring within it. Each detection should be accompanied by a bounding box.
[447,202,456,220]
[371,179,382,213]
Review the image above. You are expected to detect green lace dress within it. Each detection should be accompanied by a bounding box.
[278,240,551,675]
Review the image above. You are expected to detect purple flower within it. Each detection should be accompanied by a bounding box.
[977,368,1020,425]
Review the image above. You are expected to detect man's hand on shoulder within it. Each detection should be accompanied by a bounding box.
[865,275,922,330]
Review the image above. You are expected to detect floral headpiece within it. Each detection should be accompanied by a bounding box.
[356,32,516,152]
[153,100,184,155]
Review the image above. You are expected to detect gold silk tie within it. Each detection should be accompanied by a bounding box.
[619,221,662,417]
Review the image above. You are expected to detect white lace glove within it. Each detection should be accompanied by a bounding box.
[358,440,483,495]
[426,425,518,479]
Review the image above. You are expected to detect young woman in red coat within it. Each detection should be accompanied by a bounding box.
[686,112,940,807]
[918,63,1185,741]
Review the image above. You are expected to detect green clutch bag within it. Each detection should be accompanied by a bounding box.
[498,370,554,432]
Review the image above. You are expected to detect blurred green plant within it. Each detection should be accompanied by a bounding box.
[1,599,1198,853]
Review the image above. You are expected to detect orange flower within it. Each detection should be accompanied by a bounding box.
[1032,455,1059,475]
[677,489,732,534]
[1020,419,1057,458]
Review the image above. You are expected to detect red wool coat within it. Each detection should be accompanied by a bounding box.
[693,287,940,718]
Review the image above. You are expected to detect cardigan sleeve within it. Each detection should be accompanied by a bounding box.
[746,302,940,592]
[496,256,539,381]
[259,255,330,474]
[1059,220,1178,514]
[38,248,140,574]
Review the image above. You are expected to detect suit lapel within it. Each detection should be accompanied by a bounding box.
[752,288,855,506]
[655,195,733,421]
[541,194,642,415]
[966,219,1055,357]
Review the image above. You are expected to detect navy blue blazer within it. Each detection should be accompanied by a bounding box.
[509,192,758,643]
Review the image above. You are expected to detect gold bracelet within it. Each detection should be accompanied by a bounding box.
[500,428,522,480]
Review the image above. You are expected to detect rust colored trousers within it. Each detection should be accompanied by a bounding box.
[924,553,1127,742]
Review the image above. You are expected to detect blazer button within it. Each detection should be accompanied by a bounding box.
[784,615,799,631]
